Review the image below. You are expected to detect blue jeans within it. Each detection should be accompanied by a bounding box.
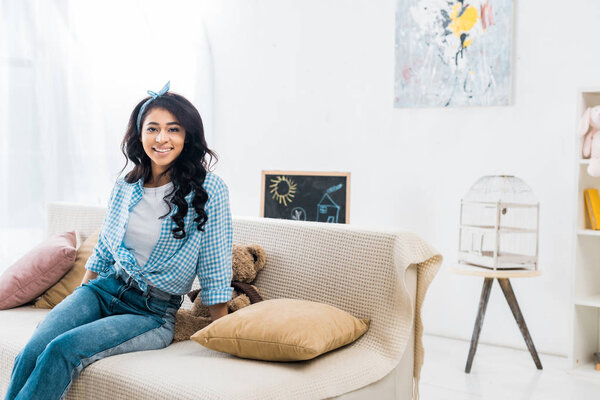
[4,271,183,400]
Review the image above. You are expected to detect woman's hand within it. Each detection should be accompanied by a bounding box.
[80,270,98,286]
[208,302,228,321]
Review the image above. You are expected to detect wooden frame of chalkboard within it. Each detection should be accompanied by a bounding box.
[260,170,350,223]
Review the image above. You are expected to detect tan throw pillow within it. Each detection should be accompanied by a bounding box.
[34,227,101,309]
[191,298,370,361]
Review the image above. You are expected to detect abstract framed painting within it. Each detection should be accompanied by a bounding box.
[394,0,512,108]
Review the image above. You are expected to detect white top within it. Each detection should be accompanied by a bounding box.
[123,181,175,268]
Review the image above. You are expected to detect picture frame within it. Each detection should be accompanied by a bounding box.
[260,170,351,223]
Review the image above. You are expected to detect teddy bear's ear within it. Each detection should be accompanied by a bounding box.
[247,245,266,272]
[579,107,591,137]
[187,288,201,303]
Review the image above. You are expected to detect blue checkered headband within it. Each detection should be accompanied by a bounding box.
[84,172,234,305]
[136,81,171,133]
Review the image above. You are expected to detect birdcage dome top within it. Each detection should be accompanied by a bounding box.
[463,175,537,204]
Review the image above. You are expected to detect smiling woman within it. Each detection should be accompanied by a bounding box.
[3,83,233,400]
[117,84,219,240]
[140,108,187,188]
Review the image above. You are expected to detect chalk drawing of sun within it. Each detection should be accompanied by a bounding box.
[269,176,297,206]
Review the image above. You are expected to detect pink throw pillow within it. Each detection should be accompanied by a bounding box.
[0,231,77,310]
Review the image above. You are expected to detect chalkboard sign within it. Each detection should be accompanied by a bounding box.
[260,171,350,223]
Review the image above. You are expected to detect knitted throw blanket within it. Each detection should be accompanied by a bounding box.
[232,217,442,399]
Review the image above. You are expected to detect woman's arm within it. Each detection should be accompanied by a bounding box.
[196,176,235,311]
[80,269,98,286]
[82,180,120,283]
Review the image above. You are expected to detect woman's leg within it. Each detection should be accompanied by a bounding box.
[14,306,175,400]
[4,284,105,400]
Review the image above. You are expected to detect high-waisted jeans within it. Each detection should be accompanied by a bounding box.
[4,271,183,400]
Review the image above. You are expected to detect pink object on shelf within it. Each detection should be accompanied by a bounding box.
[0,231,77,309]
[579,105,600,177]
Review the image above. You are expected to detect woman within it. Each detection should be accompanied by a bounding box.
[4,82,233,400]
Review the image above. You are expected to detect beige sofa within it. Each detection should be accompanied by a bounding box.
[0,202,441,400]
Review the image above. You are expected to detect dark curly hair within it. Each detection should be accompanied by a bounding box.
[117,92,217,240]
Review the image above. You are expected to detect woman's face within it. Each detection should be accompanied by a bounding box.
[140,107,186,174]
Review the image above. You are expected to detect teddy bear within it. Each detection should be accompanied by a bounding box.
[172,244,266,342]
[579,105,600,177]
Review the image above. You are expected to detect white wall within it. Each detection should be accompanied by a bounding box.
[200,0,598,356]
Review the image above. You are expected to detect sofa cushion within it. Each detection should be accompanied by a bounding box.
[34,228,101,309]
[0,231,77,310]
[191,298,370,361]
[0,305,389,400]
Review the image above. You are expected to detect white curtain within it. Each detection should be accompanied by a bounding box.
[0,0,214,270]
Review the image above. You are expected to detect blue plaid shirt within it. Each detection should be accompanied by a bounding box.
[85,172,234,306]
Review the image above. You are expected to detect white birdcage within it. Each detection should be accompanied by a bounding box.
[458,175,539,270]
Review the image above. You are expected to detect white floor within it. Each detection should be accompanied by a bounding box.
[420,334,600,400]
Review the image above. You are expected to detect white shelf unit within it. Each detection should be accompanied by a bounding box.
[571,89,600,372]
